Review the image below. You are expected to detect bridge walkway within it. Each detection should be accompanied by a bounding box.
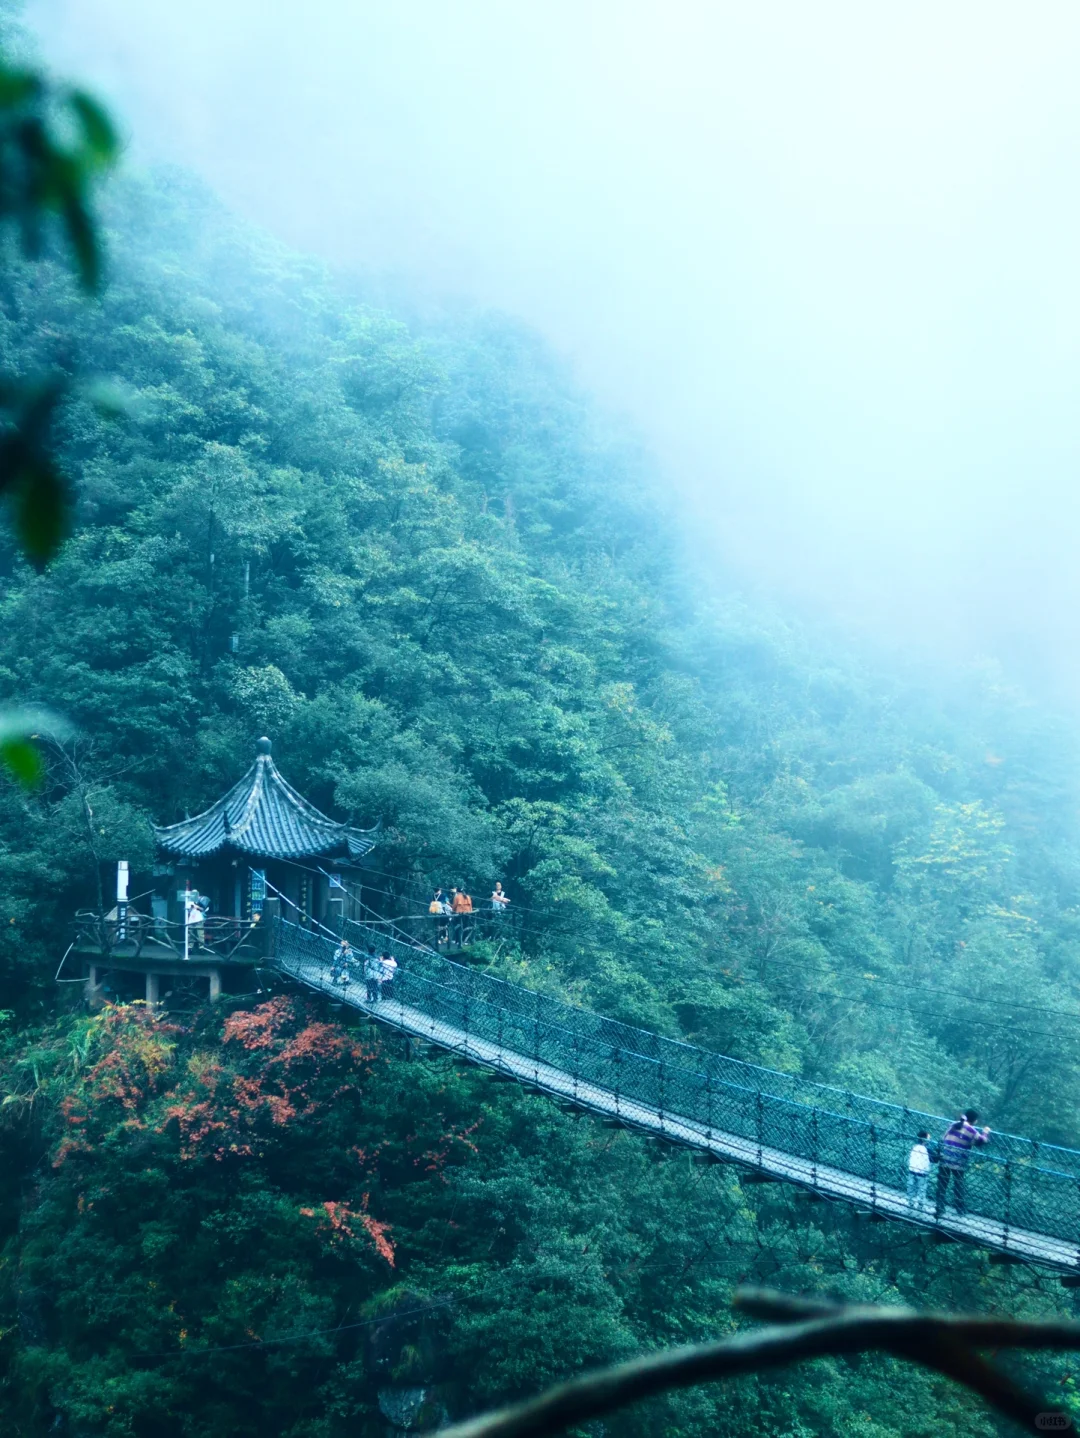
[272,917,1080,1275]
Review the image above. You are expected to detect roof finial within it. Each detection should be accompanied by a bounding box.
[257,736,272,756]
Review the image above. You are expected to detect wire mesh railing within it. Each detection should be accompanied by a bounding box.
[272,916,1080,1266]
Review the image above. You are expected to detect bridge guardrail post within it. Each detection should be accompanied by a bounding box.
[614,1047,622,1118]
[533,990,541,1086]
[658,1059,666,1137]
[705,1070,714,1151]
[755,1090,764,1167]
[812,1106,819,1191]
[870,1123,878,1210]
[263,899,281,962]
[1003,1158,1013,1250]
[900,1105,911,1209]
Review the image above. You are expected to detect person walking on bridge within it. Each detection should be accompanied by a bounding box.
[330,939,352,987]
[364,948,382,1003]
[935,1109,990,1218]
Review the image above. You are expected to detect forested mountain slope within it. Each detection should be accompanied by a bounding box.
[2,173,1080,1437]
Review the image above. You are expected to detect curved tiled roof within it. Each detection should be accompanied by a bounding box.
[154,738,380,861]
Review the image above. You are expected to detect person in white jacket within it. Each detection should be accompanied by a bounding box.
[379,952,398,1002]
[906,1130,934,1209]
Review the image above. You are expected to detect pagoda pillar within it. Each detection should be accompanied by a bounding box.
[262,896,281,958]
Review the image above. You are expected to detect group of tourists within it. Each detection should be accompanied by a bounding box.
[329,939,399,1002]
[905,1109,991,1217]
[428,882,510,945]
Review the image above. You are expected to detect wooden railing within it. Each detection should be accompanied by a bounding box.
[73,911,267,962]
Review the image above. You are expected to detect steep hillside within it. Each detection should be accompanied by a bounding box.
[2,174,1080,1436]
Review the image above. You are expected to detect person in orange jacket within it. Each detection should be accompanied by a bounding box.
[451,886,473,944]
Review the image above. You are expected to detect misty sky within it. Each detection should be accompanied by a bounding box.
[26,0,1080,699]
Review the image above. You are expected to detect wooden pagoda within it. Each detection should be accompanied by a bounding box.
[75,737,379,1006]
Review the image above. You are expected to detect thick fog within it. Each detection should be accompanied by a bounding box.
[26,0,1080,701]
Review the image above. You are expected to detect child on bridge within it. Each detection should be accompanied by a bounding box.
[906,1130,936,1211]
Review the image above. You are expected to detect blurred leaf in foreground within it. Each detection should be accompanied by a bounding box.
[0,51,119,567]
[0,374,71,566]
[0,61,119,291]
[0,706,74,788]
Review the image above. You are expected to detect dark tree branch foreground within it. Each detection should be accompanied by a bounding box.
[438,1287,1080,1438]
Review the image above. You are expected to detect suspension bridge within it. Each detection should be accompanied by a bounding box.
[78,737,1080,1276]
[270,914,1080,1277]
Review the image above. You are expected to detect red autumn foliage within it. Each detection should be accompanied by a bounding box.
[43,997,504,1277]
[52,998,378,1167]
[159,998,375,1161]
[55,1004,179,1166]
[221,996,293,1051]
[412,1119,482,1177]
[300,1198,395,1267]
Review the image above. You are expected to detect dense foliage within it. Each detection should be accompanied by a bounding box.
[2,172,1080,1435]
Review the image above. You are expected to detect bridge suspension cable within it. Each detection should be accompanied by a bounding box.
[270,855,1080,1027]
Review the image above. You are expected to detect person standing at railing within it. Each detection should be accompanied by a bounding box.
[379,951,398,1002]
[430,889,451,946]
[491,882,510,918]
[441,891,453,944]
[906,1131,936,1211]
[451,887,472,945]
[935,1109,990,1218]
[185,892,206,951]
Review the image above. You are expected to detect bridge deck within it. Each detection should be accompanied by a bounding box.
[280,955,1080,1274]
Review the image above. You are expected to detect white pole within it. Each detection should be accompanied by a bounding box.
[184,885,191,962]
[116,860,129,941]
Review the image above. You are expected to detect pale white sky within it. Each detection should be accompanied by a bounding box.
[27,0,1080,697]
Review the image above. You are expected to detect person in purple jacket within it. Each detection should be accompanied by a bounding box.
[935,1108,990,1218]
